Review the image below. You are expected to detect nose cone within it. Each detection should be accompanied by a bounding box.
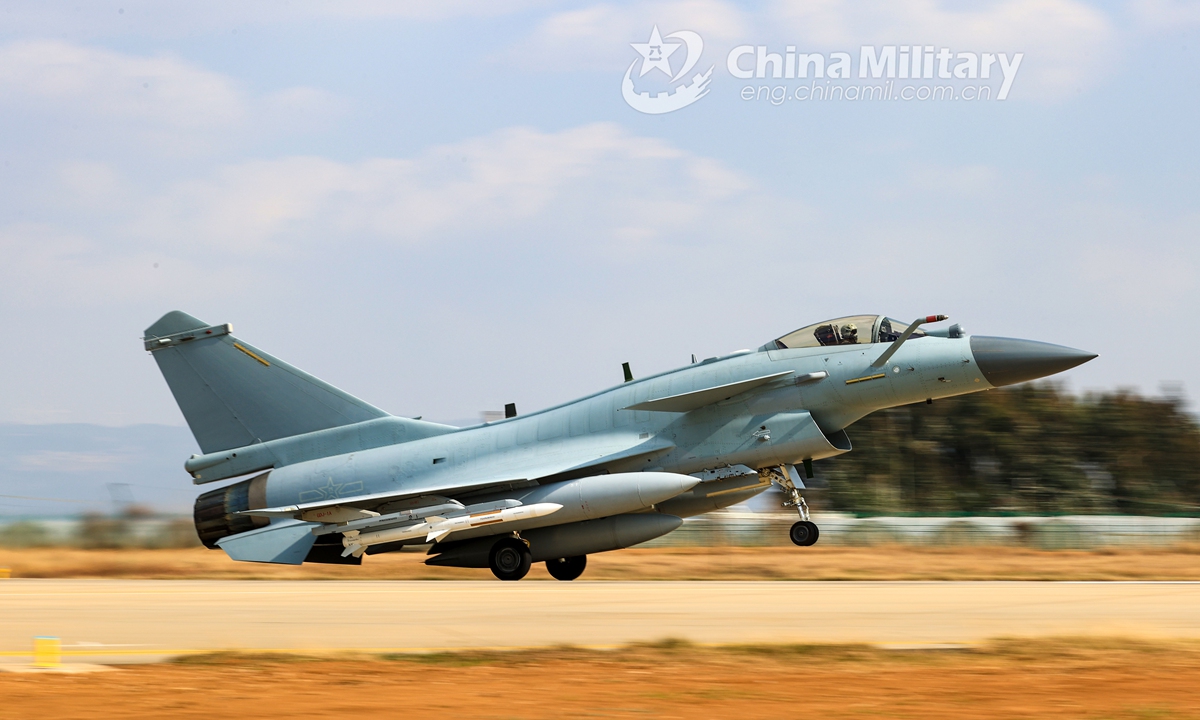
[970,336,1097,387]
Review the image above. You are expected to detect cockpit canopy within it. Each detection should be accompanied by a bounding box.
[767,315,925,350]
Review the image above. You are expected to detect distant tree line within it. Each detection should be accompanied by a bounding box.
[815,384,1200,515]
[0,506,199,549]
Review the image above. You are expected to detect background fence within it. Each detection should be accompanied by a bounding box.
[3,513,1200,551]
[0,516,198,549]
[642,513,1200,549]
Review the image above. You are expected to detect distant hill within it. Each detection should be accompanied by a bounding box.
[0,424,198,517]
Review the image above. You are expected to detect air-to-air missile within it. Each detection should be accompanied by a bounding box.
[331,471,697,556]
[340,502,564,557]
[145,310,1096,580]
[232,471,699,567]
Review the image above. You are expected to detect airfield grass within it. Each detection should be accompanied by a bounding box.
[2,543,1200,580]
[3,638,1200,719]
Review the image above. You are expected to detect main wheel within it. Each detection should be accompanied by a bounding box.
[489,538,532,581]
[546,555,587,581]
[790,521,819,547]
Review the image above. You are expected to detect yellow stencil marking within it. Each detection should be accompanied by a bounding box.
[845,373,886,385]
[234,343,270,367]
[705,480,771,498]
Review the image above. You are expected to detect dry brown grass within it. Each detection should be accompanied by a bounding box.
[2,543,1199,581]
[3,638,1200,719]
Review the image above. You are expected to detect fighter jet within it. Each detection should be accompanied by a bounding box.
[144,311,1095,580]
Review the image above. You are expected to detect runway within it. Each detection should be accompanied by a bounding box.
[3,580,1199,663]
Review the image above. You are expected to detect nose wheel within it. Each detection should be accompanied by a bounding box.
[762,465,819,547]
[790,520,819,546]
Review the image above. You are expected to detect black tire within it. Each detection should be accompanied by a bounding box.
[489,538,532,581]
[790,521,819,547]
[789,521,811,546]
[546,555,587,581]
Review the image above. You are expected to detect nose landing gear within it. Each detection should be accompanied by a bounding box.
[762,464,819,547]
[789,520,819,546]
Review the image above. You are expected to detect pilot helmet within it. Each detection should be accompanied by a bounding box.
[841,323,858,342]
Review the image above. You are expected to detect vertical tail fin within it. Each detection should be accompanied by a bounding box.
[144,311,391,454]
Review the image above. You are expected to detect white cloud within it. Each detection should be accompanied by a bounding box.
[512,0,751,70]
[0,123,776,310]
[766,0,1116,97]
[0,41,344,155]
[0,40,244,130]
[128,122,766,254]
[0,222,256,308]
[0,120,793,425]
[0,1,553,39]
[269,0,547,20]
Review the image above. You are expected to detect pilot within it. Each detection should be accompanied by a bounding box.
[840,323,859,344]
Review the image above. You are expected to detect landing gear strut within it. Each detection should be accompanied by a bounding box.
[489,536,532,581]
[761,465,819,547]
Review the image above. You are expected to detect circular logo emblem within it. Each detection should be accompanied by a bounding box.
[622,26,713,115]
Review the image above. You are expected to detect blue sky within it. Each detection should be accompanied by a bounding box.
[1,0,1197,431]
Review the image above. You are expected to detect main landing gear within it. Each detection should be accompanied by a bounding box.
[762,465,819,547]
[488,536,588,581]
[546,555,587,581]
[489,536,532,581]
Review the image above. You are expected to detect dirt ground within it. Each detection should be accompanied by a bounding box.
[2,544,1199,580]
[1,639,1198,719]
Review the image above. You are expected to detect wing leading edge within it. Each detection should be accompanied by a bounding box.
[622,371,795,413]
